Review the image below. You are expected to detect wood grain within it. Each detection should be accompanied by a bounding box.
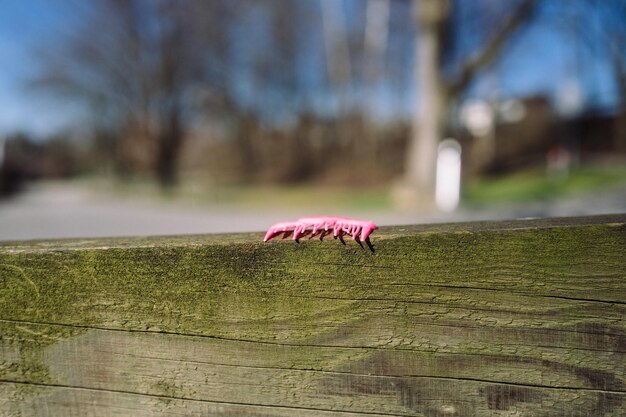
[0,214,625,416]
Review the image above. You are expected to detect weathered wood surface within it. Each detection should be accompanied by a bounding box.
[0,214,625,416]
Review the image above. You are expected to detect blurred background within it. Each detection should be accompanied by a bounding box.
[1,0,625,240]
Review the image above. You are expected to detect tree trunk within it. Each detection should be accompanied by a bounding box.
[398,0,536,208]
[156,108,183,189]
[612,55,626,153]
[403,0,449,202]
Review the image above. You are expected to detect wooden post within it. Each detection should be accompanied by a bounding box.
[1,214,625,416]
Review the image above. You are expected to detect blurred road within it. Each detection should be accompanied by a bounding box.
[0,182,625,241]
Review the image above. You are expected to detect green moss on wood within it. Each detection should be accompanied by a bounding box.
[0,214,624,415]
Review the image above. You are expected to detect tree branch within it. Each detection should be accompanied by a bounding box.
[447,0,538,97]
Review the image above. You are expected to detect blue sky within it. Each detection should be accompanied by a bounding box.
[0,0,620,137]
[0,0,84,135]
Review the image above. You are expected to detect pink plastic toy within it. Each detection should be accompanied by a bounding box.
[264,216,377,245]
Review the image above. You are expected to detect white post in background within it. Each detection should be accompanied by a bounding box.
[435,139,462,212]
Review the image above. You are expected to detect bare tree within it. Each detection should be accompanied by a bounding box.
[364,0,390,112]
[321,0,353,112]
[402,0,538,204]
[578,0,626,150]
[33,0,205,188]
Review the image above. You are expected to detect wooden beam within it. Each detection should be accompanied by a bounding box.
[1,214,625,416]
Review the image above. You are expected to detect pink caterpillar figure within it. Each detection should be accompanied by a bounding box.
[264,216,377,249]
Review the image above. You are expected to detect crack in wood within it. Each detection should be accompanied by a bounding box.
[0,379,415,417]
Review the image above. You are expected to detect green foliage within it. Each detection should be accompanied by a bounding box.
[464,166,626,204]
